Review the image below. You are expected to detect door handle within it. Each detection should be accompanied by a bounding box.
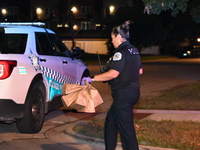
[63,60,68,64]
[40,58,46,62]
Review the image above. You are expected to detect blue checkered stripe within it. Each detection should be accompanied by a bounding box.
[40,66,79,85]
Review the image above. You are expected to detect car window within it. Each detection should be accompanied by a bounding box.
[35,32,54,56]
[48,33,70,57]
[0,27,5,53]
[1,34,27,54]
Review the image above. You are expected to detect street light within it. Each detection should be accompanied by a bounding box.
[1,9,7,15]
[71,7,77,13]
[109,6,115,15]
[1,9,7,21]
[73,24,78,30]
[36,8,42,15]
[36,7,43,20]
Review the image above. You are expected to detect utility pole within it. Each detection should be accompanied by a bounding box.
[68,0,75,48]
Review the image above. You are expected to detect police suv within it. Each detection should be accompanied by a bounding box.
[0,22,90,133]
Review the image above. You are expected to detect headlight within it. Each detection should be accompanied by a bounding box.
[197,38,200,42]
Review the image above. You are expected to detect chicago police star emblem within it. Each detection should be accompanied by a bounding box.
[113,52,122,61]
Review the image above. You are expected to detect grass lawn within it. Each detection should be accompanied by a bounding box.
[74,119,200,150]
[135,81,200,110]
[73,78,200,150]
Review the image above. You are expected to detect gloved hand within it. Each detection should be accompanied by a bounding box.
[81,77,92,85]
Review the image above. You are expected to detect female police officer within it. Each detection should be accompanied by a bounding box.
[81,20,143,150]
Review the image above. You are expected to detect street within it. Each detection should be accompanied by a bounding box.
[0,57,200,149]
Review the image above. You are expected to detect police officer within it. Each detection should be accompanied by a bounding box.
[81,20,143,150]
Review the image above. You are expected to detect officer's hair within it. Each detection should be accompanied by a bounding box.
[112,20,132,40]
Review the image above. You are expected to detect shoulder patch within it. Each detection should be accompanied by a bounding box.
[113,52,122,61]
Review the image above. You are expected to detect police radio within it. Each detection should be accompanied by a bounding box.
[96,51,107,74]
[96,52,108,83]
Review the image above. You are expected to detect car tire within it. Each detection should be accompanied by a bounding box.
[16,81,45,133]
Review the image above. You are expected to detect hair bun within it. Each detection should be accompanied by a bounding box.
[111,20,132,40]
[121,20,132,30]
[119,20,132,40]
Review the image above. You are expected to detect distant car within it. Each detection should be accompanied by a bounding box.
[177,37,200,58]
[177,46,198,58]
[0,22,90,133]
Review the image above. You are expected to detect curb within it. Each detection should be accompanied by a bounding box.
[64,121,178,150]
[64,122,105,148]
[134,109,200,114]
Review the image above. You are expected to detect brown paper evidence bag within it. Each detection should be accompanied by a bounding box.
[62,83,103,113]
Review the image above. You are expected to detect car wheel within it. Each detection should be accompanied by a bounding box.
[16,81,45,133]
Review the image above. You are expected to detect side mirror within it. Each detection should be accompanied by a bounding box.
[70,47,83,58]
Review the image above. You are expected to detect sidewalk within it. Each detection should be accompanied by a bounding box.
[134,109,200,122]
[46,110,200,150]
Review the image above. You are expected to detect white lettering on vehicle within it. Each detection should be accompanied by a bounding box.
[49,79,62,90]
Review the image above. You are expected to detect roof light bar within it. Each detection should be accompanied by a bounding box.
[0,22,45,26]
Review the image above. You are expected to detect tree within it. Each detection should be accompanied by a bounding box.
[101,2,166,53]
[102,0,200,55]
[142,0,200,23]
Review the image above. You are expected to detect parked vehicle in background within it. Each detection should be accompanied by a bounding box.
[176,37,200,58]
[0,22,90,133]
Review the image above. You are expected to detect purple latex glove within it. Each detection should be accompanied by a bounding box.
[81,77,92,85]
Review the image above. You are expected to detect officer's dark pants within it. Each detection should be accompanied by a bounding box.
[104,88,140,150]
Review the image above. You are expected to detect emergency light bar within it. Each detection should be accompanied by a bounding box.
[0,22,45,26]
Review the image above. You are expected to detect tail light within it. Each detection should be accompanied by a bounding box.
[0,60,17,79]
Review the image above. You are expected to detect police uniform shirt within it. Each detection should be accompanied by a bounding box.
[107,41,141,91]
